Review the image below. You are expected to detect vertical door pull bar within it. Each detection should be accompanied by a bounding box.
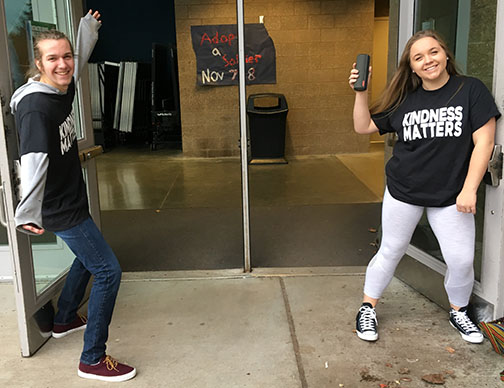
[0,184,7,227]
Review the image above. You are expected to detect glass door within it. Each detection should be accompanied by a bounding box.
[243,0,385,269]
[393,0,504,318]
[0,0,101,356]
[90,0,247,272]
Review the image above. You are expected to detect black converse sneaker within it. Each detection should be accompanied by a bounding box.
[356,302,378,341]
[449,306,484,344]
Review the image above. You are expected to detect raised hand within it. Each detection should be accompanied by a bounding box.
[88,9,101,23]
[348,63,372,90]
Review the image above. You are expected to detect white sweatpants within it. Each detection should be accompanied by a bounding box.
[364,187,475,307]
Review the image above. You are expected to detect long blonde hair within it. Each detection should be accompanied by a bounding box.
[370,30,460,115]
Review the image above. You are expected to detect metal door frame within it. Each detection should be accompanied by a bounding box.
[236,0,251,272]
[481,0,504,318]
[0,0,47,356]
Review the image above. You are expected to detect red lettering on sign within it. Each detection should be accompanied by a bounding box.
[245,54,262,64]
[222,54,234,67]
[200,33,212,46]
[221,54,263,68]
[200,31,236,46]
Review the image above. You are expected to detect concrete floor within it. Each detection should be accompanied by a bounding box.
[3,146,500,386]
[1,269,502,387]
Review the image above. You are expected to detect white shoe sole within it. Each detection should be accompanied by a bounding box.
[52,324,87,339]
[357,330,378,342]
[78,368,137,382]
[449,321,484,344]
[39,330,53,338]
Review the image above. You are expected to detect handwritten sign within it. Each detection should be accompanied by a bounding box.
[191,24,276,86]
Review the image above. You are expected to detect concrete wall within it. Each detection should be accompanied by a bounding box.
[174,0,374,157]
[383,0,399,168]
[467,0,497,90]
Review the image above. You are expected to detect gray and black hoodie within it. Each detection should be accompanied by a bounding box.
[10,13,100,235]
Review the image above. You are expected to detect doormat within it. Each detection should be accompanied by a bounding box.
[101,203,381,271]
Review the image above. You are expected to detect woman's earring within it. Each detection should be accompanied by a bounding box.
[412,70,415,73]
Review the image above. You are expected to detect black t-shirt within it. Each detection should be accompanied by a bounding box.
[15,79,90,231]
[372,75,501,207]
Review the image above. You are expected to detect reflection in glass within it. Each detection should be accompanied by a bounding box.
[0,226,7,245]
[0,180,7,244]
[411,0,497,282]
[415,0,458,53]
[30,232,74,294]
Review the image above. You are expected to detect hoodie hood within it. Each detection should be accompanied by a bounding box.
[10,77,66,114]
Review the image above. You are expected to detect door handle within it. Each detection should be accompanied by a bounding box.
[79,145,103,163]
[386,132,398,147]
[484,144,503,187]
[0,184,7,227]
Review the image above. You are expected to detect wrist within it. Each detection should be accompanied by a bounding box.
[461,185,478,194]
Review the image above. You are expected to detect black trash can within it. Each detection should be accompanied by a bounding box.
[247,93,288,164]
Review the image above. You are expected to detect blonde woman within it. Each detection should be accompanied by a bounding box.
[349,30,500,344]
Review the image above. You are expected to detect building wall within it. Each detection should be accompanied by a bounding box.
[369,16,389,143]
[467,0,497,90]
[174,0,374,157]
[382,0,398,167]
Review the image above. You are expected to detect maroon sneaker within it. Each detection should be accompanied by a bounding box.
[78,355,136,382]
[52,314,87,338]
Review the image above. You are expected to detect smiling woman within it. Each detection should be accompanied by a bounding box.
[349,28,500,344]
[409,37,450,89]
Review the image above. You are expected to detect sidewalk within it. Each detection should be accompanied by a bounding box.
[0,267,502,387]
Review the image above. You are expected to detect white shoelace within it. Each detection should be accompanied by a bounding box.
[358,306,377,331]
[452,310,478,333]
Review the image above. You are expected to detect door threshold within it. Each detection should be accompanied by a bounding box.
[249,158,288,164]
[121,266,366,282]
[251,266,367,277]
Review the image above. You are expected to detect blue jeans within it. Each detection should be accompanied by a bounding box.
[54,217,122,365]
